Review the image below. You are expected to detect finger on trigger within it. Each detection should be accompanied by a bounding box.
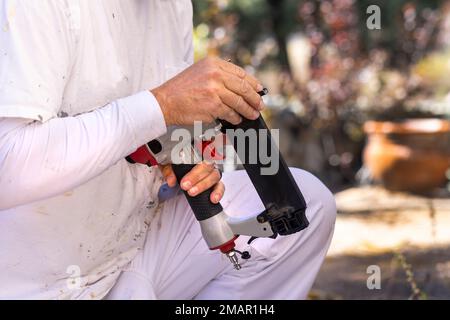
[180,162,214,191]
[188,169,222,197]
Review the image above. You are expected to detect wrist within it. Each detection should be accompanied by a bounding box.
[151,86,173,126]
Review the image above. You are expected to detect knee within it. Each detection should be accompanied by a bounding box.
[289,168,337,232]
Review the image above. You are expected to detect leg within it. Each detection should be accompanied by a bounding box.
[194,168,336,299]
[105,187,229,300]
[107,168,336,299]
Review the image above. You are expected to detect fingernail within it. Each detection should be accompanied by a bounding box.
[213,194,220,203]
[253,110,260,119]
[257,84,264,92]
[182,181,191,190]
[189,186,198,195]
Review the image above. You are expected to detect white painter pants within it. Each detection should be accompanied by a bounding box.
[107,168,336,300]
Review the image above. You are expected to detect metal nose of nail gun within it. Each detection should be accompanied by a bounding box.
[227,251,241,270]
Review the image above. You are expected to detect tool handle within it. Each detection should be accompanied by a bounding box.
[219,115,309,235]
[172,164,223,221]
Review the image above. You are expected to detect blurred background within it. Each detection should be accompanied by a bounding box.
[193,0,450,299]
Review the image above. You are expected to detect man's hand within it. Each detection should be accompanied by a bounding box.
[160,162,224,204]
[152,57,265,126]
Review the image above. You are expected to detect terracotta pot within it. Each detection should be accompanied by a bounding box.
[363,119,450,192]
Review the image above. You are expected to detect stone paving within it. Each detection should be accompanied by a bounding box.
[311,186,450,299]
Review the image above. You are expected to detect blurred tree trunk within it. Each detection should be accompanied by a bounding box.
[266,0,290,70]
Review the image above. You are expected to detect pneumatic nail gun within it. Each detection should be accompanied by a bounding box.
[126,89,309,269]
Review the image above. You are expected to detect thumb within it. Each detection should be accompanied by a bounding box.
[159,164,177,187]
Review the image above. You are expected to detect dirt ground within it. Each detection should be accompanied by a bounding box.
[310,186,450,300]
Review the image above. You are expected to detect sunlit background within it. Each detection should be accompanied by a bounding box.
[193,0,450,299]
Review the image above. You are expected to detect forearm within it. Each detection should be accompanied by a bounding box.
[0,91,166,210]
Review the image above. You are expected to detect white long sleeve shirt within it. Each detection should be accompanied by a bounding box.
[0,0,193,299]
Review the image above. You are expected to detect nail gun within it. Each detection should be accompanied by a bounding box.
[126,90,309,269]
